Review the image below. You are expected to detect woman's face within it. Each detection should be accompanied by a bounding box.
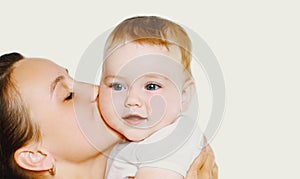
[12,58,120,162]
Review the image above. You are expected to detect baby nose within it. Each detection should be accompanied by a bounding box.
[125,91,142,107]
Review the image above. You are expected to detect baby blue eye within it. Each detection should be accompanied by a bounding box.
[145,83,161,91]
[111,83,126,91]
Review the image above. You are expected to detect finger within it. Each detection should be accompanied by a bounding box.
[205,144,215,158]
[185,146,209,178]
[189,146,209,171]
[186,136,217,179]
[189,134,210,170]
[201,145,216,177]
[202,150,215,171]
[212,163,218,179]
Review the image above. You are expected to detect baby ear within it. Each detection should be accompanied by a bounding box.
[14,145,54,172]
[181,79,195,112]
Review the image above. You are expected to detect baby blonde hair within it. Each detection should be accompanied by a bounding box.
[104,16,192,77]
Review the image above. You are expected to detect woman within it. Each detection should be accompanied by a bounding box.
[0,52,217,178]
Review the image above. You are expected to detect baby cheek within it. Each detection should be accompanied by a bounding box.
[111,91,127,116]
[148,95,167,125]
[98,89,112,114]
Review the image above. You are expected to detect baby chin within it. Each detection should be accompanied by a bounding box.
[123,127,153,142]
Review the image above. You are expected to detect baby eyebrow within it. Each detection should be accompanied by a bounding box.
[103,75,126,81]
[142,73,169,80]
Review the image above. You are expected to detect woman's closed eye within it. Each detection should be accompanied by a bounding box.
[65,92,74,101]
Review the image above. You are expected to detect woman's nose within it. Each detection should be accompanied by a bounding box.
[91,85,100,102]
[73,81,99,102]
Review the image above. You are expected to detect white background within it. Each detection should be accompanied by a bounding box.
[1,1,299,178]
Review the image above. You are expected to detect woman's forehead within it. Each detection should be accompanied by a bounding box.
[12,58,67,96]
[14,58,62,71]
[13,58,65,79]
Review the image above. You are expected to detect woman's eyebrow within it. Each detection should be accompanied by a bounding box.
[50,75,65,95]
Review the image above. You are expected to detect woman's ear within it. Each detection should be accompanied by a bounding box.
[14,145,54,172]
[181,79,195,112]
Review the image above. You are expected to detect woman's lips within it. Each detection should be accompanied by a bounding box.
[122,115,147,126]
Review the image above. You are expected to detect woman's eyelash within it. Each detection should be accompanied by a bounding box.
[65,92,74,101]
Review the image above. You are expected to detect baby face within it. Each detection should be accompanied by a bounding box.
[99,43,191,141]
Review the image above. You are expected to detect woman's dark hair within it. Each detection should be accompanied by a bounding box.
[0,52,40,179]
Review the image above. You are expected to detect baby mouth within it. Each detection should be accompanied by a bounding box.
[122,115,148,126]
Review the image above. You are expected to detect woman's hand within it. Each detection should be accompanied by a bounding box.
[186,144,218,179]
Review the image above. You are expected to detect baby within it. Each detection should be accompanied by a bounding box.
[99,16,203,178]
